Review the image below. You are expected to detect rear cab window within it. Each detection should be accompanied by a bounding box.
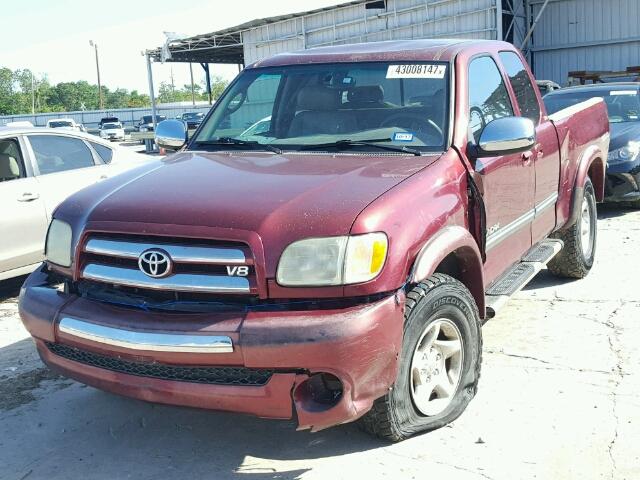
[0,137,26,182]
[467,56,514,143]
[499,51,541,125]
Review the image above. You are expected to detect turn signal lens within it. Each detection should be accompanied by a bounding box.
[343,233,388,284]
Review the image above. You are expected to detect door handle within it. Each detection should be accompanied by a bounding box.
[18,192,40,202]
[99,174,108,179]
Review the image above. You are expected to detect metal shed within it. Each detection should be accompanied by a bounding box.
[527,0,640,84]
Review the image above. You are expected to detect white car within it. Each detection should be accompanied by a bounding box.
[46,118,85,132]
[99,122,125,141]
[0,127,153,280]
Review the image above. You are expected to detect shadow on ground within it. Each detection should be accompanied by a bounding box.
[597,202,638,220]
[0,335,385,480]
[0,275,26,302]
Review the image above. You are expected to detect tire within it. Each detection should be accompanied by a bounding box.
[548,178,597,279]
[358,273,482,442]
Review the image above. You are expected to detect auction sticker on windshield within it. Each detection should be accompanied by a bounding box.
[386,64,446,79]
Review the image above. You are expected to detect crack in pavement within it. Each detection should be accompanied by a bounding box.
[604,302,625,480]
[433,460,496,480]
[381,449,496,480]
[484,349,614,375]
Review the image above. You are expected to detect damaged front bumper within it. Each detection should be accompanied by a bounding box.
[604,162,640,202]
[19,266,404,431]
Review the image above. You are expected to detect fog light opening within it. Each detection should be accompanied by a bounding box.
[294,373,343,412]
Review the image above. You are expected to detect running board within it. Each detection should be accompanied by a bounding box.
[485,239,564,319]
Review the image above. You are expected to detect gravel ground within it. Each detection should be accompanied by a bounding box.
[0,205,638,480]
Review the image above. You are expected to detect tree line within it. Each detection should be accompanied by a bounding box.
[0,67,229,115]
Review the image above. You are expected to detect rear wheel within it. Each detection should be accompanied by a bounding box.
[548,178,597,279]
[359,274,482,442]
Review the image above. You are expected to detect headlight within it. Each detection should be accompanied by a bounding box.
[276,233,388,286]
[608,141,640,164]
[45,219,73,267]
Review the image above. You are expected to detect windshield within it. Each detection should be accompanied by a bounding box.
[544,88,640,123]
[103,123,121,130]
[183,112,204,120]
[194,62,449,152]
[49,121,73,128]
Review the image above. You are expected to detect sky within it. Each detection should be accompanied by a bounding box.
[0,0,340,94]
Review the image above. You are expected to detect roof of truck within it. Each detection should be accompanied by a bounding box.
[251,39,505,68]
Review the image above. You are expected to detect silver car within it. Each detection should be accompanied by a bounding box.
[0,127,152,280]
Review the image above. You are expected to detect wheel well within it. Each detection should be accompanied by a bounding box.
[433,250,485,317]
[434,252,462,278]
[588,157,605,201]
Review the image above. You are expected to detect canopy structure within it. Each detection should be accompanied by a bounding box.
[145,1,368,65]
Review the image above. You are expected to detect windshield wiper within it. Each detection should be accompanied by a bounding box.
[194,137,282,154]
[298,138,421,156]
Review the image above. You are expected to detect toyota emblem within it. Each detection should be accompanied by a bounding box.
[138,248,173,278]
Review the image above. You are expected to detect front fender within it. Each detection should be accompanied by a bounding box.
[410,225,485,315]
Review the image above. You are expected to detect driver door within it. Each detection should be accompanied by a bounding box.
[467,55,535,284]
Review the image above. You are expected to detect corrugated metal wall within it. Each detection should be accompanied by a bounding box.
[242,0,501,65]
[529,0,640,85]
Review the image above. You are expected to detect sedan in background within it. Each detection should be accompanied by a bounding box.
[99,121,125,141]
[544,83,640,206]
[46,118,86,132]
[177,111,205,129]
[0,127,153,280]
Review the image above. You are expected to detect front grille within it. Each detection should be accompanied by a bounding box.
[79,234,256,296]
[46,342,274,386]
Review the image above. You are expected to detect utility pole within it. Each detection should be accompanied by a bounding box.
[145,52,158,132]
[89,40,104,109]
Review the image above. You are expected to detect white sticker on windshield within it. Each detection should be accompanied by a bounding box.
[610,90,637,96]
[392,132,414,142]
[386,64,446,79]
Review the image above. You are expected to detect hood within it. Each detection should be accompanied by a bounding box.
[57,151,436,270]
[609,122,640,151]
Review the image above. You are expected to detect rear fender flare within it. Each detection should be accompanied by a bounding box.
[565,146,605,229]
[409,226,485,316]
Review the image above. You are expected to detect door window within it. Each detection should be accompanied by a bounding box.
[0,138,25,182]
[468,56,514,142]
[499,51,541,124]
[89,142,114,163]
[29,135,96,175]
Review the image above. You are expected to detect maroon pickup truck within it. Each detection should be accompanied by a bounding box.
[19,40,609,441]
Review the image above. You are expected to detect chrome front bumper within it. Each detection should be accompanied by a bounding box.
[59,317,233,353]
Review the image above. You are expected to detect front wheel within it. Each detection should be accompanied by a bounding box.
[359,274,482,442]
[548,178,597,279]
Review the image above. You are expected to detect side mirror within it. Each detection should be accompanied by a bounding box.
[155,119,188,151]
[473,117,535,157]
